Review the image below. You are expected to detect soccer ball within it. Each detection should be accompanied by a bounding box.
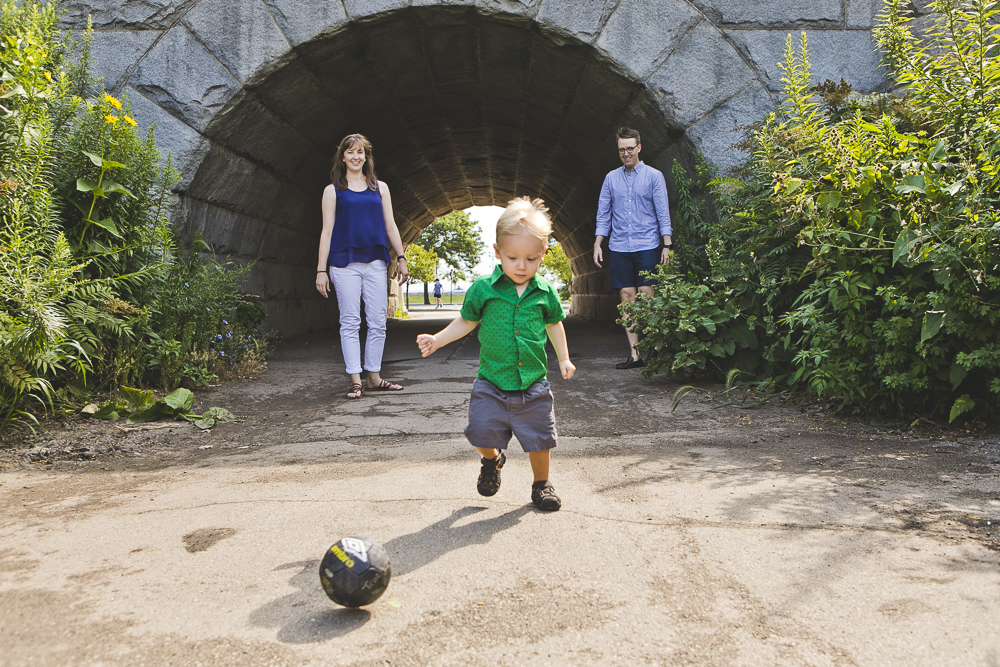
[319,536,392,607]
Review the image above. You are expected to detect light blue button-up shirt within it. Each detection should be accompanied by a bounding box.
[595,161,672,253]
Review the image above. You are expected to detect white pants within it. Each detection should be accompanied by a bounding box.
[329,260,388,375]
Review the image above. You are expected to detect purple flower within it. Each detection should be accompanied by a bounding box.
[223,320,228,325]
[206,307,211,312]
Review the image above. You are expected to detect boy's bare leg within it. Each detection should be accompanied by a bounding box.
[528,450,550,482]
[476,447,499,460]
[528,450,560,510]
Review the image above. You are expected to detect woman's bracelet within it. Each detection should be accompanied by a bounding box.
[317,270,327,273]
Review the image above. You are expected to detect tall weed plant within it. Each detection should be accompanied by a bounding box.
[0,2,275,430]
[623,0,1000,422]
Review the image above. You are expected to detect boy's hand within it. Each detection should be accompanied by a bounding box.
[416,333,438,357]
[559,359,576,380]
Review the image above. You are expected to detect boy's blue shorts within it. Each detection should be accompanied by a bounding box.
[464,379,557,453]
[609,247,661,290]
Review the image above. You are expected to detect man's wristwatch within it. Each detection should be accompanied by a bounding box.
[664,244,673,249]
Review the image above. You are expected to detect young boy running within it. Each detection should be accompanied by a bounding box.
[416,197,575,511]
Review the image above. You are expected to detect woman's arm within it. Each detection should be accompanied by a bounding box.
[416,317,479,357]
[545,321,576,380]
[379,181,409,284]
[316,184,337,298]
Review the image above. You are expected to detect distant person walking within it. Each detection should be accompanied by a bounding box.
[316,133,408,399]
[593,127,672,369]
[433,278,443,309]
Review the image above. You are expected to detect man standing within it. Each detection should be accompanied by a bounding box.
[594,127,673,369]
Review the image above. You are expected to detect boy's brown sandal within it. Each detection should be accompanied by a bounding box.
[531,481,561,512]
[477,451,506,497]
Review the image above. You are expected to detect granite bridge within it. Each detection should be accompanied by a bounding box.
[61,0,899,336]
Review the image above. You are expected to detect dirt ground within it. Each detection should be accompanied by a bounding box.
[1,312,999,666]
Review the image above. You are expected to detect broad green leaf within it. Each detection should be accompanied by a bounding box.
[86,217,122,238]
[920,310,946,343]
[76,177,99,192]
[126,403,164,424]
[892,228,918,266]
[949,395,975,423]
[817,191,841,209]
[101,180,133,197]
[942,179,964,196]
[81,150,104,166]
[730,321,759,350]
[202,407,234,422]
[950,362,968,390]
[121,386,155,413]
[894,174,926,194]
[81,150,125,169]
[928,140,947,161]
[0,83,26,99]
[163,387,195,413]
[92,401,126,420]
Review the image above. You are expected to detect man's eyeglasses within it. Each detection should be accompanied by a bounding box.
[618,145,639,155]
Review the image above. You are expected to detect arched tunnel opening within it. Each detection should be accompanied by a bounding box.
[173,5,702,336]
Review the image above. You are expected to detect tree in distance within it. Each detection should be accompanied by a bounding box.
[404,243,438,307]
[416,210,485,304]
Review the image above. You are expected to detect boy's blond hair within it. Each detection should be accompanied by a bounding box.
[496,197,551,244]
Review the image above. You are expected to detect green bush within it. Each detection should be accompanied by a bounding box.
[0,2,276,430]
[623,0,1000,422]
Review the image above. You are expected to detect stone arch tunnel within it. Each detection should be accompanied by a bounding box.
[62,0,889,337]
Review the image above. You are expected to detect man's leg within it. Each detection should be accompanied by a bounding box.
[619,286,640,360]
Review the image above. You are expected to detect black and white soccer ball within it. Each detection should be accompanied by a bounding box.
[319,536,392,607]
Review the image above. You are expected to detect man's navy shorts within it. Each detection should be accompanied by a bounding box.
[464,379,557,452]
[609,247,661,290]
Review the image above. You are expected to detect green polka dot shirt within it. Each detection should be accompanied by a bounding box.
[460,265,566,391]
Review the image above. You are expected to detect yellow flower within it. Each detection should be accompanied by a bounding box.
[104,93,121,110]
[104,114,119,124]
[123,115,137,127]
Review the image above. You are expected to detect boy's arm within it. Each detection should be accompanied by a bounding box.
[417,316,479,357]
[545,321,576,380]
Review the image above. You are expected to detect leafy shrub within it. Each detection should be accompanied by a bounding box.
[623,0,1000,422]
[0,3,277,430]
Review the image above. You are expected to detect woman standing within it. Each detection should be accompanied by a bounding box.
[316,134,408,399]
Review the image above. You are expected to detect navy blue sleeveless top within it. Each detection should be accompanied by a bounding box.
[328,185,391,268]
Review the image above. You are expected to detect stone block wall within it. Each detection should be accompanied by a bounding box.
[58,0,900,335]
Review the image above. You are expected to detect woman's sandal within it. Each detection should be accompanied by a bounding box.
[347,383,364,399]
[367,378,404,391]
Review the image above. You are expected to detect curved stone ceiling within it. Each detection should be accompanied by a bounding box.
[64,0,888,336]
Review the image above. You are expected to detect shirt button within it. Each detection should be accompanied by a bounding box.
[518,362,523,366]
[515,331,520,336]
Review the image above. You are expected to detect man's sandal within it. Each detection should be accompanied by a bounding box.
[347,383,364,399]
[367,378,404,391]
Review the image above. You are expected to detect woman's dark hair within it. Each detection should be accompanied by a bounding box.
[330,133,379,192]
[617,127,641,144]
